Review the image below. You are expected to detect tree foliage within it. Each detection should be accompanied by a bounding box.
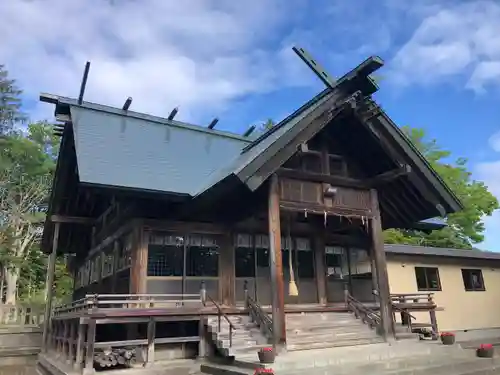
[0,106,71,304]
[383,126,499,249]
[0,65,25,135]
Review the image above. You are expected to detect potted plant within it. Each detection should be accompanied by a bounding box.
[257,347,275,364]
[440,332,455,345]
[254,368,274,375]
[477,344,494,358]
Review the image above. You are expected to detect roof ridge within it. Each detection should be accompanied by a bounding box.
[41,93,253,144]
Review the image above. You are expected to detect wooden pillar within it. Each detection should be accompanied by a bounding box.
[110,240,119,293]
[74,319,85,371]
[369,189,393,341]
[268,174,286,348]
[62,319,69,361]
[198,318,207,358]
[42,221,60,352]
[146,317,156,366]
[313,232,327,305]
[219,232,235,306]
[130,227,148,294]
[428,295,439,339]
[346,247,353,295]
[84,319,96,375]
[68,320,76,365]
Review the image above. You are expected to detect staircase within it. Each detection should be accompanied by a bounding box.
[286,311,385,351]
[206,315,269,357]
[201,341,500,375]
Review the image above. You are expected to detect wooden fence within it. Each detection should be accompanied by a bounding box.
[0,304,44,326]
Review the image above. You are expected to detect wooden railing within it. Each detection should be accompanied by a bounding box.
[244,281,273,340]
[390,292,438,338]
[53,293,202,317]
[345,293,381,329]
[48,292,206,373]
[200,280,235,348]
[390,292,436,306]
[0,304,44,326]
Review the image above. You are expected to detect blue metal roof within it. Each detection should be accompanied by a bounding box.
[68,102,249,195]
[194,90,334,196]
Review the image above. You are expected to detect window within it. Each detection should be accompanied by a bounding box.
[255,235,270,268]
[462,269,485,291]
[329,156,346,176]
[296,238,314,279]
[325,246,348,279]
[186,234,219,277]
[147,232,184,277]
[235,234,255,278]
[414,267,441,291]
[148,245,184,277]
[301,154,322,173]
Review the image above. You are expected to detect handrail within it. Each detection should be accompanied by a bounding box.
[53,293,202,316]
[201,283,235,348]
[244,281,272,339]
[372,291,417,321]
[346,293,381,329]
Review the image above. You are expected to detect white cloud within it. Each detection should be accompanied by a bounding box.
[474,160,500,251]
[0,0,309,123]
[488,131,500,152]
[388,1,500,91]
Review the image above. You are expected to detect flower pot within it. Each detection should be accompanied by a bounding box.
[441,335,455,345]
[258,350,275,364]
[254,369,274,375]
[477,347,494,358]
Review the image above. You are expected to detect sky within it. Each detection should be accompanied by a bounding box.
[1,0,500,250]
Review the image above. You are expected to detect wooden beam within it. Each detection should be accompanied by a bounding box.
[368,164,412,186]
[78,61,91,105]
[314,231,327,305]
[42,221,60,352]
[268,174,286,348]
[277,168,368,188]
[369,189,394,341]
[50,215,95,225]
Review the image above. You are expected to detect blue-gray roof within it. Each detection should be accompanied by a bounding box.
[55,96,251,195]
[195,89,333,195]
[385,244,500,260]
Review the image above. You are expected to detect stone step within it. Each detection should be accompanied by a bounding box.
[202,344,498,375]
[233,341,468,370]
[287,312,354,318]
[208,323,259,332]
[200,358,500,375]
[286,317,357,324]
[219,343,270,357]
[287,330,379,344]
[286,321,364,330]
[209,325,260,332]
[215,332,264,340]
[287,336,385,351]
[287,324,375,335]
[294,352,481,374]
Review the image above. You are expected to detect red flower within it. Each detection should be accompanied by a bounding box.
[480,344,493,349]
[254,368,274,375]
[261,347,274,352]
[440,332,455,337]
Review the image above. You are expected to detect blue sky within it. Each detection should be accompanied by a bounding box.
[2,0,500,250]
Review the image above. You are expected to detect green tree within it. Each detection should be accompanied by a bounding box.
[253,118,276,136]
[0,65,25,134]
[384,126,499,249]
[0,122,70,304]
